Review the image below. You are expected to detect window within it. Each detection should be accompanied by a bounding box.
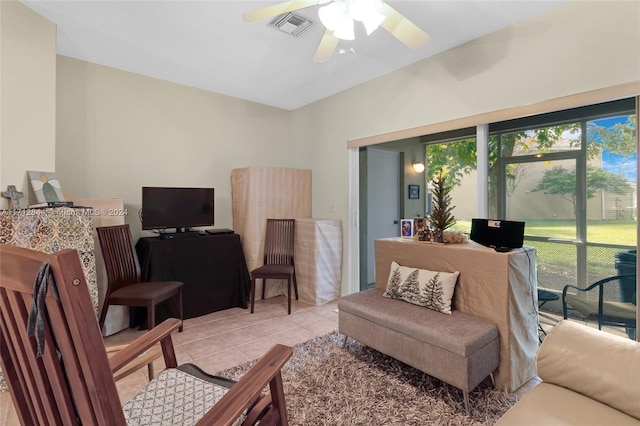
[491,99,636,306]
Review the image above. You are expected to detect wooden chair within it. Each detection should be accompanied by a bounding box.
[96,224,184,332]
[250,219,298,315]
[0,244,293,425]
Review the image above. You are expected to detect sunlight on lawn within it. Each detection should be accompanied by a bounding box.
[455,219,636,245]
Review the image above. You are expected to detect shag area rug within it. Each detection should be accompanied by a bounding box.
[218,331,518,425]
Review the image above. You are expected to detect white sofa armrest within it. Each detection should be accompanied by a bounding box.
[537,320,640,420]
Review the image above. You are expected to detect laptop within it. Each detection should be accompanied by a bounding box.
[470,219,525,251]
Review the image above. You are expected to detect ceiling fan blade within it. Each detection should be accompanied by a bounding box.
[242,0,324,22]
[379,2,430,50]
[313,29,340,62]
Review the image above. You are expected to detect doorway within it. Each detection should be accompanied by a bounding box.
[359,147,401,290]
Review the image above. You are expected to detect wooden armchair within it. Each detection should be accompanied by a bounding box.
[0,244,292,425]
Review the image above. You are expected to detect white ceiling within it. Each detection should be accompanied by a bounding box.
[22,0,566,110]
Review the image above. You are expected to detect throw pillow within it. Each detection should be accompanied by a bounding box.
[383,261,459,314]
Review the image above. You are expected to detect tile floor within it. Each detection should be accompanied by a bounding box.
[1,295,543,425]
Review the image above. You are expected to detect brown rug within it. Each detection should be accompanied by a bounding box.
[218,331,518,425]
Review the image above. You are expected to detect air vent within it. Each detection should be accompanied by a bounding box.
[269,12,313,37]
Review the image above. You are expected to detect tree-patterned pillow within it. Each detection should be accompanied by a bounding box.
[383,261,460,314]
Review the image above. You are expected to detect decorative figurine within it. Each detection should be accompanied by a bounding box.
[2,185,24,210]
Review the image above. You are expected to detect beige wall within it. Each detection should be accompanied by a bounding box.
[56,57,293,239]
[0,0,56,208]
[2,1,639,295]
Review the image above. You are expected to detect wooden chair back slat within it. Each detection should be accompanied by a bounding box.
[0,290,53,425]
[0,245,127,425]
[263,219,295,266]
[1,282,76,425]
[96,224,141,290]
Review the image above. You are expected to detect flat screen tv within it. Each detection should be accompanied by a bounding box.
[470,218,525,250]
[142,187,214,231]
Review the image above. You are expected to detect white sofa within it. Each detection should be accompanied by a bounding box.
[496,320,640,425]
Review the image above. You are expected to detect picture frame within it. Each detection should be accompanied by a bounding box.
[408,184,420,199]
[28,171,65,203]
[400,219,414,237]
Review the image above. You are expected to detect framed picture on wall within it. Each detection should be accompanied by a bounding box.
[408,184,420,199]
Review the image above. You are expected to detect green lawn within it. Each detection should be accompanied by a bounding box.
[453,219,636,245]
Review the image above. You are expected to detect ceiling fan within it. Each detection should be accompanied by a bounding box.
[242,0,430,62]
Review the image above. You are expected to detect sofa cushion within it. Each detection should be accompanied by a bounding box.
[495,382,640,426]
[339,288,498,357]
[536,320,640,420]
[383,261,459,314]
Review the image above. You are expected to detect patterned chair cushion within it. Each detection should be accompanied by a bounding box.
[122,368,242,426]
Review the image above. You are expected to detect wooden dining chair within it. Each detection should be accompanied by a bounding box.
[96,224,184,332]
[250,219,298,314]
[0,244,293,426]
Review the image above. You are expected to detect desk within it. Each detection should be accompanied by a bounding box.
[375,238,538,392]
[136,233,250,319]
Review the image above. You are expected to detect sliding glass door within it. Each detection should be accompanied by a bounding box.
[493,101,636,338]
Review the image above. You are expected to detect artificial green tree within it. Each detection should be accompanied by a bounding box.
[430,171,456,239]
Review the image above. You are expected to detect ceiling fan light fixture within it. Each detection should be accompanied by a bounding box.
[320,0,384,40]
[318,1,347,31]
[333,15,355,40]
[349,0,385,35]
[361,11,385,35]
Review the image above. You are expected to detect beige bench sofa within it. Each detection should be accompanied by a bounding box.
[338,288,499,414]
[496,320,640,425]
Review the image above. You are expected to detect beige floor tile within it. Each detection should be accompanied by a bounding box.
[271,326,318,347]
[174,343,194,365]
[224,307,250,315]
[103,327,147,346]
[116,371,150,403]
[236,336,280,361]
[171,323,216,345]
[300,317,338,336]
[198,309,237,324]
[308,301,340,319]
[219,324,271,347]
[206,314,257,334]
[287,309,326,325]
[197,347,251,374]
[243,306,289,322]
[182,334,235,360]
[251,316,298,336]
[182,316,205,329]
[0,390,18,426]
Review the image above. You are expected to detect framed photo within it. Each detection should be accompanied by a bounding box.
[413,217,427,232]
[28,171,65,203]
[400,219,414,237]
[408,184,420,199]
